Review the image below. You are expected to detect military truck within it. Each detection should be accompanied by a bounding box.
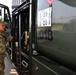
[12,0,76,75]
[1,0,76,75]
[32,0,76,75]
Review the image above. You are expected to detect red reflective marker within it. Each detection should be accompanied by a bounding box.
[47,0,53,5]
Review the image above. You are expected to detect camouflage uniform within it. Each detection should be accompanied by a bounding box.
[0,34,6,75]
[0,21,13,75]
[0,34,13,75]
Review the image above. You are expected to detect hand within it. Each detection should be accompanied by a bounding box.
[7,35,13,42]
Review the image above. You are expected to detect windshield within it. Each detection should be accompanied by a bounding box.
[0,4,11,24]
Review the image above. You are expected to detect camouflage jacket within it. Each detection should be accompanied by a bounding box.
[0,34,6,55]
[0,34,13,55]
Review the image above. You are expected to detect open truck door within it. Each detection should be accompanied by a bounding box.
[32,0,76,75]
[0,3,12,59]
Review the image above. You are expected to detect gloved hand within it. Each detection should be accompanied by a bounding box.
[7,35,13,42]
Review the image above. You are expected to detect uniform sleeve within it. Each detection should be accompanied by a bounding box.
[7,35,13,42]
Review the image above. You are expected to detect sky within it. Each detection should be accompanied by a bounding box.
[0,0,12,13]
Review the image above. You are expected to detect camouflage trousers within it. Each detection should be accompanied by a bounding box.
[0,55,5,75]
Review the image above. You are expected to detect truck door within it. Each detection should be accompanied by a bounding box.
[0,4,12,58]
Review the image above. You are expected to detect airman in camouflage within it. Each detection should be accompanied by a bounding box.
[0,21,13,75]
